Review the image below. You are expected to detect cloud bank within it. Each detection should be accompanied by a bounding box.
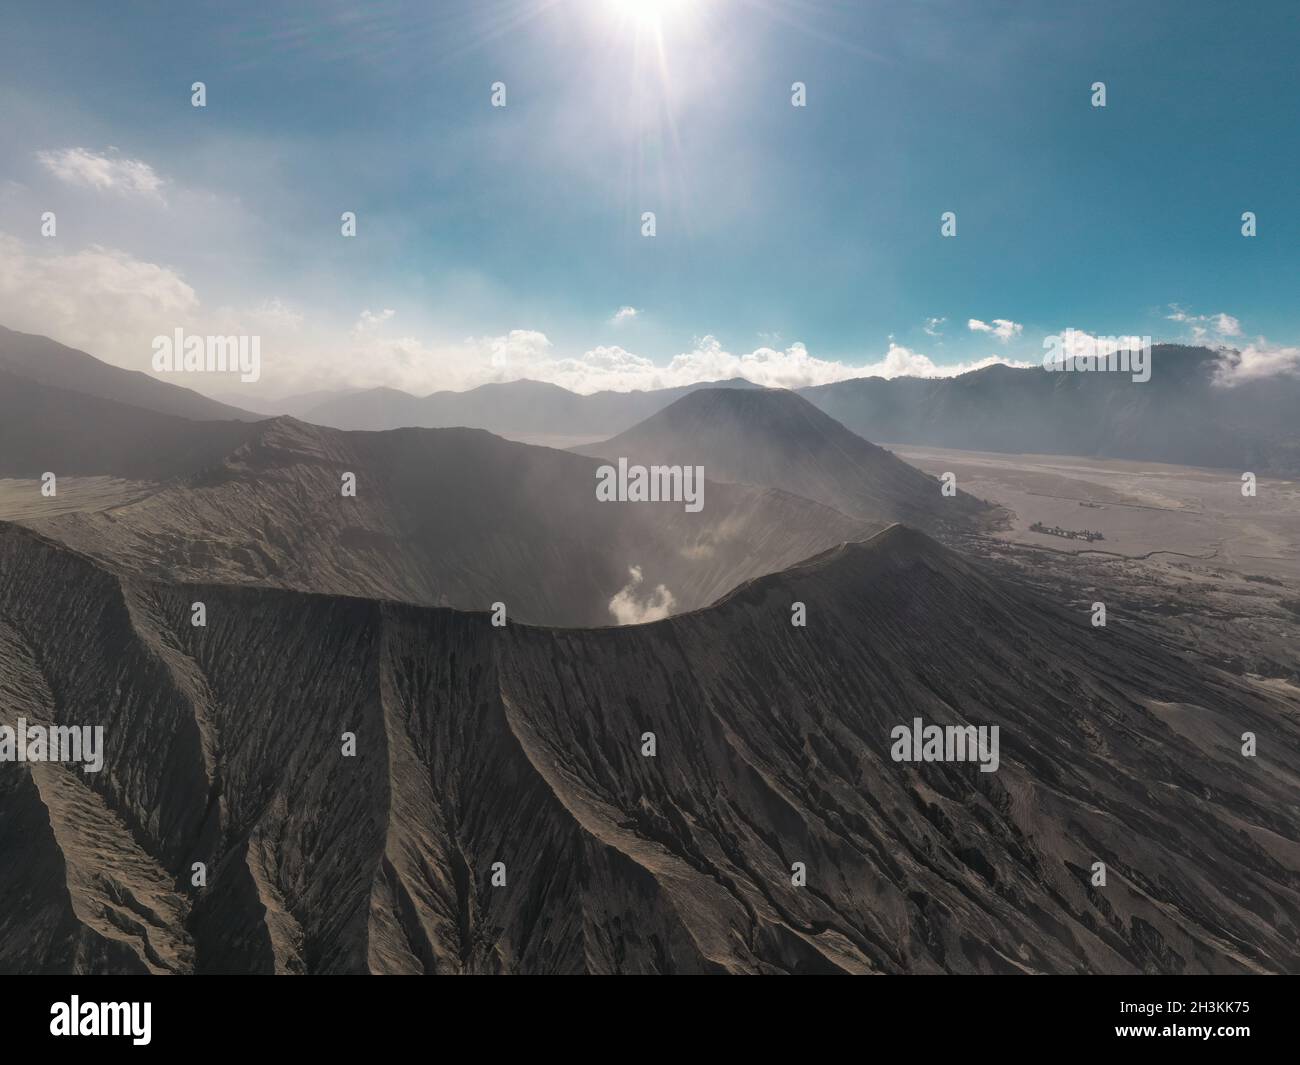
[0,233,1034,395]
[467,336,1033,395]
[7,231,1295,400]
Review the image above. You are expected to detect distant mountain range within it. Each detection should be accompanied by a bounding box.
[2,521,1294,973]
[8,326,1300,473]
[232,344,1300,474]
[801,346,1300,474]
[296,376,764,442]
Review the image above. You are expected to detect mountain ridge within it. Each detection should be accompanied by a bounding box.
[0,324,261,422]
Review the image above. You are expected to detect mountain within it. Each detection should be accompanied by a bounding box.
[0,372,267,480]
[18,415,874,627]
[573,388,993,533]
[1,521,1294,973]
[300,377,763,437]
[299,384,436,430]
[800,346,1300,473]
[0,325,260,422]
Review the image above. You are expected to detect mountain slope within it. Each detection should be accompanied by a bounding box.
[0,325,260,422]
[574,387,992,532]
[1,522,1295,973]
[20,416,875,626]
[0,371,268,480]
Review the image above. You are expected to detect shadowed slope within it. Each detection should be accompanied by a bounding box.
[0,372,268,480]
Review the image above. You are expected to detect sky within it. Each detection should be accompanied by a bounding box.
[1,0,1297,398]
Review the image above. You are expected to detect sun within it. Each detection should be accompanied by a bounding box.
[604,0,690,30]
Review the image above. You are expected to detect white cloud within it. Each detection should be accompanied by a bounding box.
[249,298,305,333]
[0,232,319,391]
[923,316,945,337]
[968,317,1023,342]
[608,565,676,625]
[352,308,396,336]
[35,147,164,199]
[1047,328,1150,360]
[610,306,639,324]
[1213,340,1300,386]
[1166,305,1241,343]
[344,329,897,395]
[479,328,553,369]
[0,232,196,357]
[467,336,1034,393]
[1213,313,1242,337]
[1164,307,1288,384]
[873,344,1032,379]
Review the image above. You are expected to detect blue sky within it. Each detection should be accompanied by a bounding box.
[1,0,1297,395]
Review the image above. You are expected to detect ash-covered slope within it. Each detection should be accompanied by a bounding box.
[574,388,993,532]
[26,416,873,626]
[1,523,1295,974]
[0,325,260,422]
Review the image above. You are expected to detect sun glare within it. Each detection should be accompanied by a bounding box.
[604,0,690,31]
